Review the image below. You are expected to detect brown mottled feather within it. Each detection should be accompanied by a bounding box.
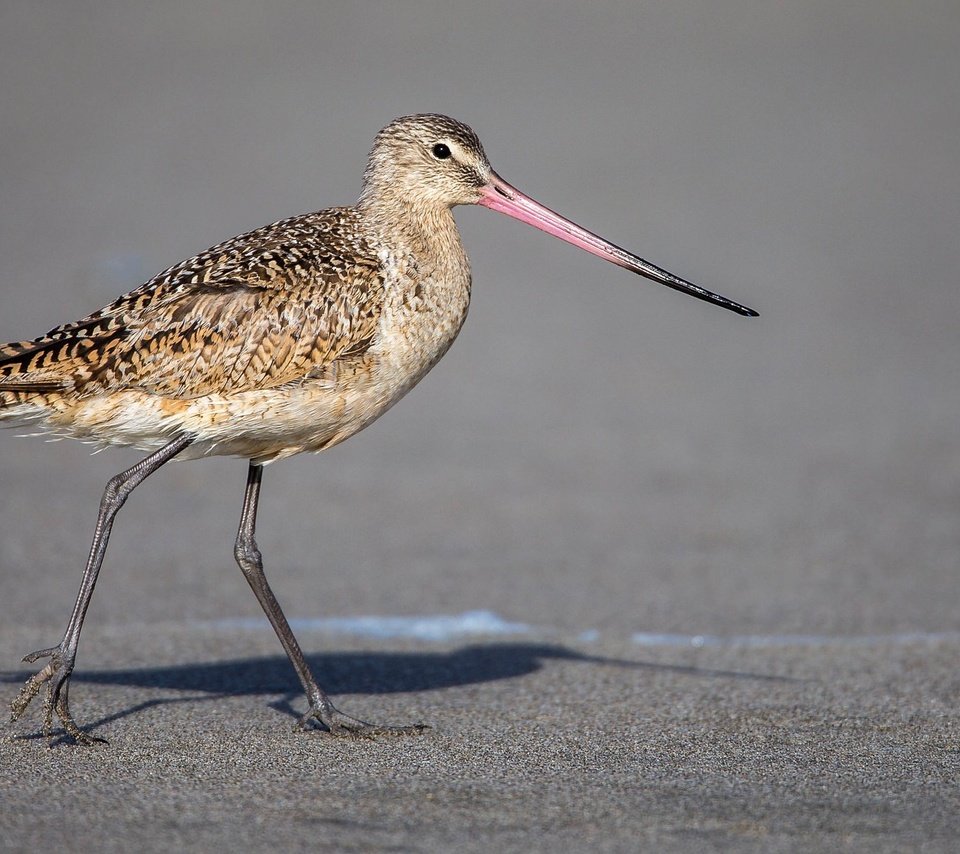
[0,209,384,402]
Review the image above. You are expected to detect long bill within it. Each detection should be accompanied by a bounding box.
[477,171,758,317]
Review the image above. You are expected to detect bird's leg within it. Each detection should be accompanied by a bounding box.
[10,435,193,744]
[234,462,427,738]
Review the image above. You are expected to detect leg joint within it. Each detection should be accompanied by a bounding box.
[102,470,134,509]
[234,532,262,571]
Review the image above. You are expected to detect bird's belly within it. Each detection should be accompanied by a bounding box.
[221,295,469,461]
[31,298,469,463]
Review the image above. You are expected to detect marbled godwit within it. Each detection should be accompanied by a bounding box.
[2,114,757,743]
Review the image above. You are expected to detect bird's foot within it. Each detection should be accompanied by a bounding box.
[9,645,105,745]
[296,698,429,739]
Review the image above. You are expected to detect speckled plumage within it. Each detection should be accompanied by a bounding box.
[0,117,481,463]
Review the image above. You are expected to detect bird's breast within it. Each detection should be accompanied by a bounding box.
[371,243,472,391]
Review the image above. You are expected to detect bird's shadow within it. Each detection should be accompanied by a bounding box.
[1,642,796,740]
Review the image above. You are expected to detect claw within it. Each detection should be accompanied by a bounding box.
[22,645,59,664]
[296,701,429,739]
[9,645,105,745]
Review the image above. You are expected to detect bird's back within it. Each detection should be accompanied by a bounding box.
[0,208,391,459]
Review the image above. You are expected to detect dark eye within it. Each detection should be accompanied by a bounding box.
[432,143,451,160]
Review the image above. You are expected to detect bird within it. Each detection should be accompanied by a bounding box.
[2,113,757,744]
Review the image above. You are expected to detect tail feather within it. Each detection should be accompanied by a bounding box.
[1,379,69,394]
[1,337,73,413]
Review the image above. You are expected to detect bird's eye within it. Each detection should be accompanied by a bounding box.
[432,143,451,160]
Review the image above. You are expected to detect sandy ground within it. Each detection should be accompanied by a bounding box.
[1,2,958,851]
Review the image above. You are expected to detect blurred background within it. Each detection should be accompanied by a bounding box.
[1,0,957,640]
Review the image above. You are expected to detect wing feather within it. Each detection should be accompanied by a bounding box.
[0,209,385,401]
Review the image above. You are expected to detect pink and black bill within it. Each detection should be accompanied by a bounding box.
[478,172,758,317]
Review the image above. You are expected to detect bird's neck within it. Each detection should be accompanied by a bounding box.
[357,193,472,382]
[358,195,464,263]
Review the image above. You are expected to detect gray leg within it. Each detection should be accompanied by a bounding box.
[10,435,194,743]
[234,462,427,737]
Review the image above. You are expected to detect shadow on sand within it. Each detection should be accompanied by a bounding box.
[2,642,794,741]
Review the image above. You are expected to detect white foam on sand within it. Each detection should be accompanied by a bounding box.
[195,612,960,647]
[203,609,532,641]
[629,630,960,648]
